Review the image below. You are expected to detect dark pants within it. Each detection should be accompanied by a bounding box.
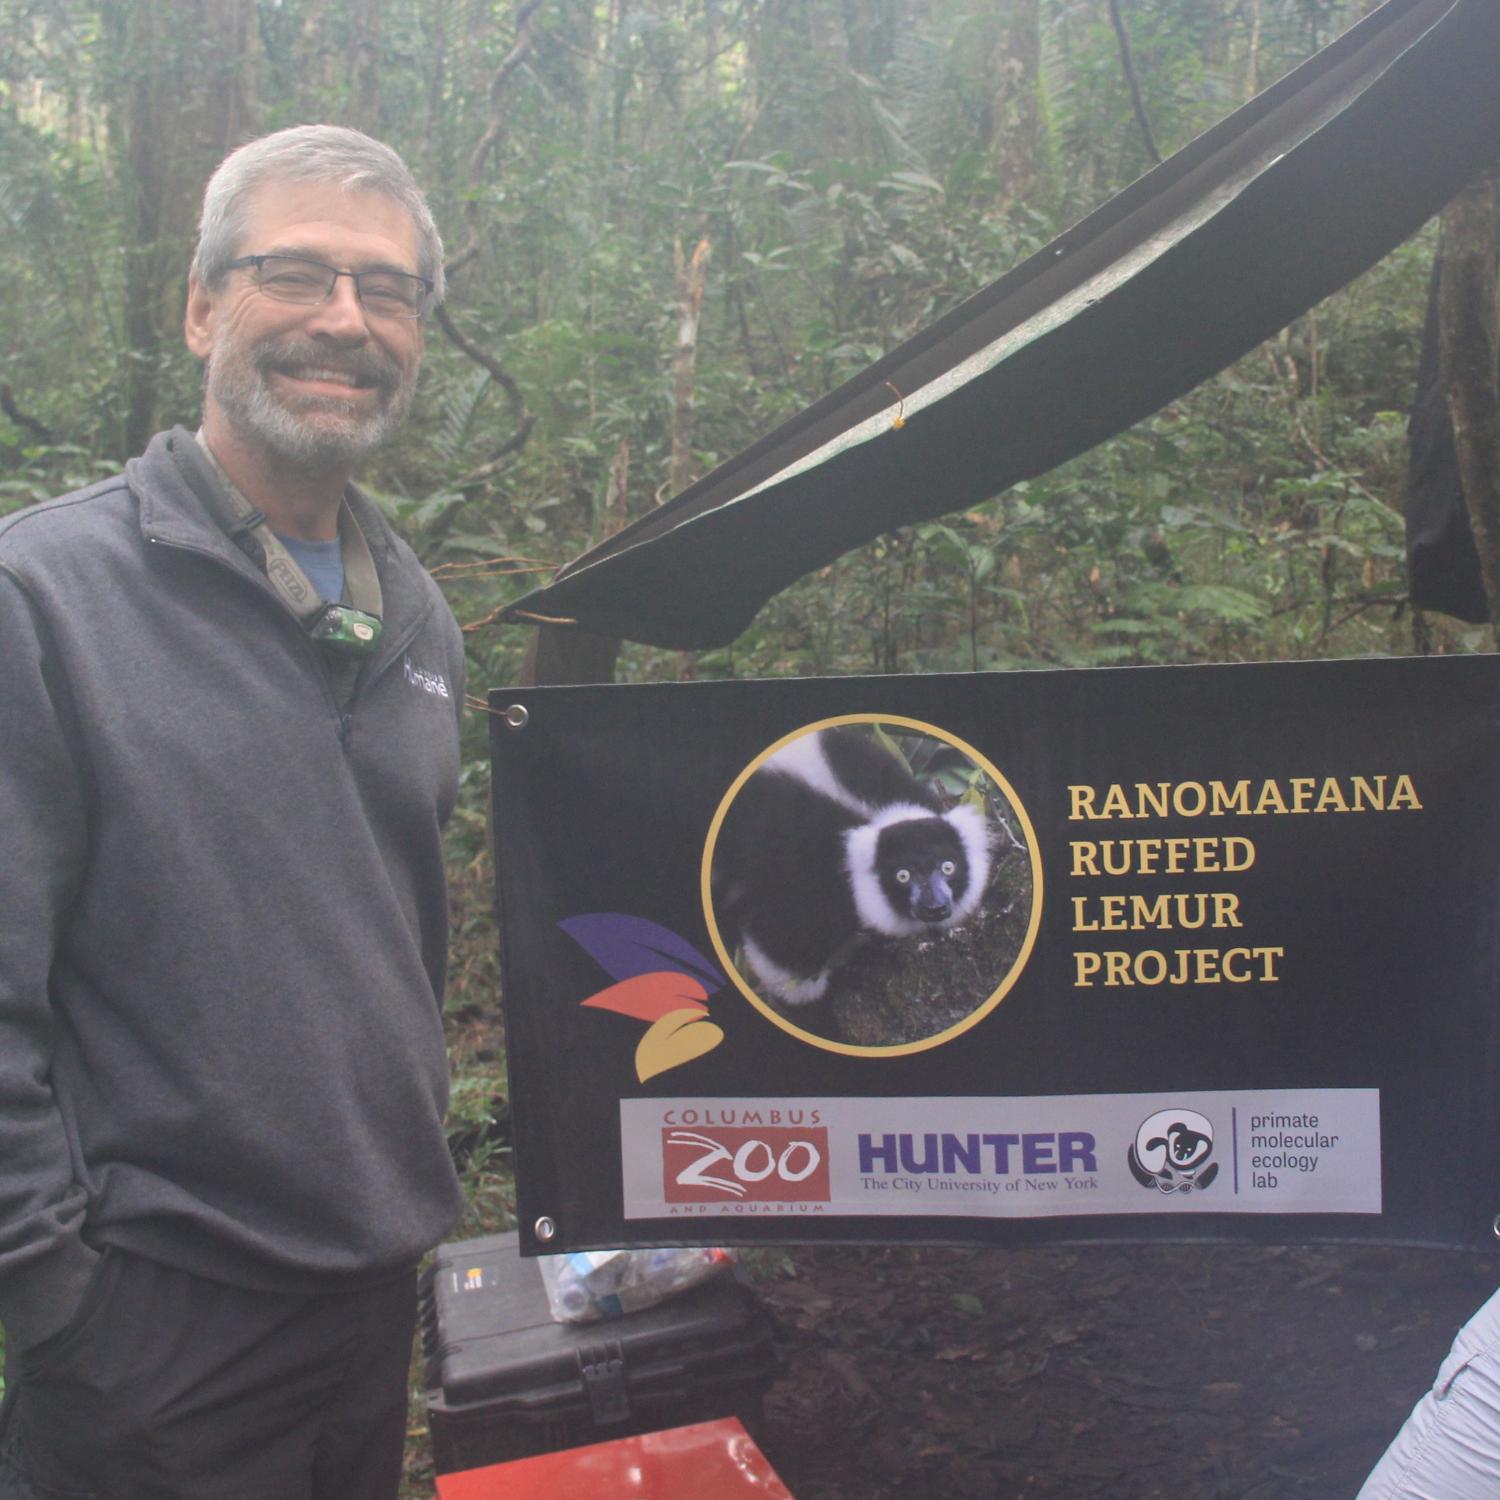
[0,1247,417,1500]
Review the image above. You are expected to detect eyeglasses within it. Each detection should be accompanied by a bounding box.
[225,254,434,319]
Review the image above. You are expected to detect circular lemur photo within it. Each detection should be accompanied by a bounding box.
[702,715,1041,1056]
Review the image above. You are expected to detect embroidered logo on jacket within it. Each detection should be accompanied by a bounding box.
[403,656,450,699]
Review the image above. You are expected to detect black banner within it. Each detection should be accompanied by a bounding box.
[490,657,1500,1255]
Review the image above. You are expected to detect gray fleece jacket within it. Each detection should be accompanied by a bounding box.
[0,428,466,1351]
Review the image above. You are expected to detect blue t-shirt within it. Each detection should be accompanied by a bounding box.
[276,533,345,603]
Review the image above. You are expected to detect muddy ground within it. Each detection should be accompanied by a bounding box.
[406,1227,1495,1497]
[756,1241,1496,1499]
[421,867,1494,1498]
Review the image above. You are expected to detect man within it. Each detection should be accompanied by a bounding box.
[0,126,466,1498]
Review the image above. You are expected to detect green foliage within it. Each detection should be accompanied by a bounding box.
[4,2,1438,685]
[2,0,1454,1164]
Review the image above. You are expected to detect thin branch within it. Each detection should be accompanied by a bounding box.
[0,383,54,443]
[469,0,545,174]
[461,599,565,634]
[418,307,537,559]
[1107,0,1162,167]
[428,554,555,579]
[1311,594,1408,650]
[432,303,537,473]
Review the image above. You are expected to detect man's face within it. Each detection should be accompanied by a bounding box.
[186,180,426,470]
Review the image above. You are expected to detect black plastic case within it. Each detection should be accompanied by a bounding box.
[421,1232,781,1475]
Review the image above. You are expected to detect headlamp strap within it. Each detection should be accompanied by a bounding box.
[170,427,383,652]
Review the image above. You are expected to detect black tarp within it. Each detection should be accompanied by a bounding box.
[1406,263,1490,623]
[501,0,1500,652]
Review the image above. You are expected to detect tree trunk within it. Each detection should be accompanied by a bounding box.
[349,0,382,134]
[1438,171,1500,644]
[669,236,712,499]
[1243,0,1264,101]
[988,0,1040,208]
[603,439,631,540]
[518,439,635,688]
[519,625,622,686]
[292,0,335,117]
[105,0,259,457]
[425,0,449,188]
[669,237,711,682]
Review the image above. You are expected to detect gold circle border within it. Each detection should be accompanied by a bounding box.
[700,712,1045,1058]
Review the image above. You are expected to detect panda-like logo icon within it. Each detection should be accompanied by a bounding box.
[1127,1108,1219,1195]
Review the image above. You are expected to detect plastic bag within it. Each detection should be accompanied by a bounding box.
[538,1246,735,1323]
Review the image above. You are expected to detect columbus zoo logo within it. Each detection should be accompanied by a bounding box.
[661,1113,832,1208]
[1127,1108,1220,1196]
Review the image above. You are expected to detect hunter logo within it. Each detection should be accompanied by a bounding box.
[663,1124,831,1204]
[1127,1108,1219,1195]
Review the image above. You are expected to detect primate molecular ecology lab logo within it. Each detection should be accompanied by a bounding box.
[1127,1108,1219,1195]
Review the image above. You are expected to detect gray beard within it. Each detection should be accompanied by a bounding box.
[206,336,414,469]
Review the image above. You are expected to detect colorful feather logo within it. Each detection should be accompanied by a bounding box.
[561,915,726,1081]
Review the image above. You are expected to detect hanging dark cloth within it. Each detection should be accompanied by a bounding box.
[1405,262,1490,623]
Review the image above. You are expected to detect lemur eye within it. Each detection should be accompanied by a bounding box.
[895,869,912,884]
[941,860,957,877]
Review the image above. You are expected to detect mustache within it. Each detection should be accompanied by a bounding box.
[251,336,402,395]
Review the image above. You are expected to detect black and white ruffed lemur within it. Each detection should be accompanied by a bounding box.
[712,726,992,1004]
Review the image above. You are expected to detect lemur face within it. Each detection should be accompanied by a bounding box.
[875,818,971,925]
[1157,1122,1212,1170]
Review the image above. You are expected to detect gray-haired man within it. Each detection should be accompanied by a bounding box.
[0,126,465,1498]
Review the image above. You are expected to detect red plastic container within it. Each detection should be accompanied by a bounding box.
[434,1418,794,1500]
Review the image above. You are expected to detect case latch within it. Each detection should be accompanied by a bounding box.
[576,1339,630,1425]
